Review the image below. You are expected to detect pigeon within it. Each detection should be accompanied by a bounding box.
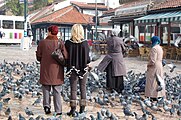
[97,111,103,120]
[170,105,176,115]
[174,35,181,47]
[151,114,157,120]
[105,109,112,118]
[5,107,11,116]
[89,71,99,81]
[134,112,147,120]
[32,96,41,106]
[3,97,11,104]
[167,63,176,72]
[19,113,26,120]
[35,115,41,120]
[0,102,3,111]
[29,117,35,120]
[123,106,134,117]
[162,59,167,67]
[90,114,95,120]
[110,113,118,120]
[25,107,34,116]
[163,102,170,113]
[8,115,13,120]
[155,74,165,92]
[143,98,152,107]
[177,108,181,116]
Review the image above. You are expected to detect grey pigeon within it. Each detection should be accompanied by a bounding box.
[5,107,11,116]
[97,111,103,120]
[35,115,41,120]
[29,117,35,120]
[32,96,41,106]
[25,107,34,116]
[3,97,11,104]
[19,113,26,120]
[8,115,12,120]
[0,102,3,111]
[123,106,134,117]
[90,115,95,120]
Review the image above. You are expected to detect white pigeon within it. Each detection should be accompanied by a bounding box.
[174,36,181,47]
[167,63,176,72]
[89,71,99,81]
[155,74,165,88]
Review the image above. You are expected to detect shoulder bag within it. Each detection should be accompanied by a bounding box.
[51,39,65,66]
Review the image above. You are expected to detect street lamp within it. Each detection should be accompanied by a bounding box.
[24,0,27,37]
[20,0,30,50]
[95,0,98,40]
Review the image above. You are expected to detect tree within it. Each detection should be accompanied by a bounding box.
[6,0,24,16]
[33,0,49,11]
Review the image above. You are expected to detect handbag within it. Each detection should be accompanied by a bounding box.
[51,40,65,66]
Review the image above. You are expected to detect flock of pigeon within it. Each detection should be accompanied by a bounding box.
[0,59,180,120]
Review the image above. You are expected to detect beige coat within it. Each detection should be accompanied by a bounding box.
[145,45,166,98]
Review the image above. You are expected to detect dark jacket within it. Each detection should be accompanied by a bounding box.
[98,36,126,76]
[36,35,68,85]
[65,39,90,77]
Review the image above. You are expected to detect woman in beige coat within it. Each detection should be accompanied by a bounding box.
[145,36,166,101]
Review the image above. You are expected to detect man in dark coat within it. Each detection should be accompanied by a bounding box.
[36,25,68,117]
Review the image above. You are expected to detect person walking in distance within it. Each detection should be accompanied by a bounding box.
[36,25,68,118]
[65,24,90,117]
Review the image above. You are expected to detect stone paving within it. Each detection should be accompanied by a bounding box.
[0,45,180,76]
[0,45,180,120]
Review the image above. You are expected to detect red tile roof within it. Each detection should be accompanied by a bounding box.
[150,0,181,10]
[30,4,55,22]
[31,6,93,25]
[70,1,108,10]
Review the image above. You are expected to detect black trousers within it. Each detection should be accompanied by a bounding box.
[106,62,124,93]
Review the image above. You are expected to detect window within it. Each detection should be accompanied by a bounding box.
[138,26,145,42]
[64,28,71,41]
[146,25,152,33]
[2,20,13,29]
[15,21,24,29]
[36,28,40,41]
[171,27,180,33]
[139,26,145,33]
[60,27,71,41]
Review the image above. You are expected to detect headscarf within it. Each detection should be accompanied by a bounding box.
[110,28,120,37]
[151,36,160,47]
[48,25,58,35]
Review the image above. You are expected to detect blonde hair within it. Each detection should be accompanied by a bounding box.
[71,24,84,43]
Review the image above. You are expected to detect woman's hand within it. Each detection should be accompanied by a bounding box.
[87,64,92,71]
[147,64,153,69]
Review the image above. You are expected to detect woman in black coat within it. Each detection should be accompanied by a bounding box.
[65,24,90,117]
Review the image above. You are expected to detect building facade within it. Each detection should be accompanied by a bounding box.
[30,1,109,43]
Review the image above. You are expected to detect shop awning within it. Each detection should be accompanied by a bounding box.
[134,11,181,24]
